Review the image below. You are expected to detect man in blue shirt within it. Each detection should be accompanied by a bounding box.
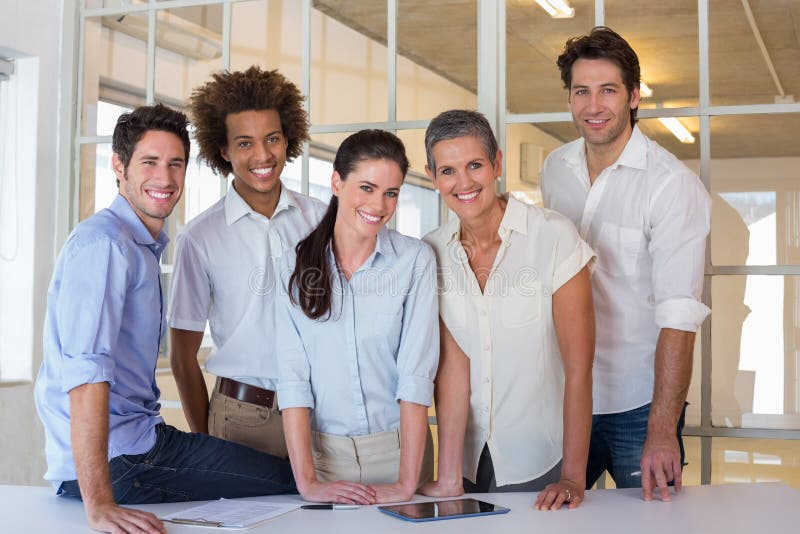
[35,104,294,534]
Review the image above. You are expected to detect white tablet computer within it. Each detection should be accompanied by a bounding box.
[378,498,510,523]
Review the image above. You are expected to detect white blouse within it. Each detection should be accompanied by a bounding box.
[424,195,595,486]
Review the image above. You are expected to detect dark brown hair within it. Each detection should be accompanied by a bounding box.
[190,66,308,176]
[289,130,409,320]
[112,104,190,186]
[557,26,641,127]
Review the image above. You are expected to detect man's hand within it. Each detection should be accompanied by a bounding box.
[86,502,166,534]
[640,430,682,501]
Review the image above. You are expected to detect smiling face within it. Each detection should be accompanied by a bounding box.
[332,158,404,243]
[221,108,288,216]
[425,135,502,223]
[568,57,640,151]
[114,129,186,238]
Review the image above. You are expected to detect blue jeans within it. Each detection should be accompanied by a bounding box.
[585,403,687,489]
[60,423,296,504]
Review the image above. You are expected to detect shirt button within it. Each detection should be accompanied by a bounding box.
[480,309,487,317]
[483,344,490,351]
[483,406,490,414]
[484,377,490,383]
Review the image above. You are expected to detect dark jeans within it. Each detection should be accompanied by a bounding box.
[463,444,562,493]
[60,423,296,504]
[586,402,687,489]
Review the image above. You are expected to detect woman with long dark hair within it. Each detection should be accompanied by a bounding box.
[275,130,439,505]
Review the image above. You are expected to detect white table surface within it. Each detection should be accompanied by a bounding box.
[1,482,798,533]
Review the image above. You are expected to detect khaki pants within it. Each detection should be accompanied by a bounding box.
[208,378,288,459]
[311,426,434,487]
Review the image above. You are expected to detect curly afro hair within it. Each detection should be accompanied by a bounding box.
[190,66,309,176]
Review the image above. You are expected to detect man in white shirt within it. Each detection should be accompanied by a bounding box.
[168,66,326,458]
[541,27,711,502]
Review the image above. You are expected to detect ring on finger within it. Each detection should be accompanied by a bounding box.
[565,488,572,502]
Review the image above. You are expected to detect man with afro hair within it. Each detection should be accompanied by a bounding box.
[168,66,326,458]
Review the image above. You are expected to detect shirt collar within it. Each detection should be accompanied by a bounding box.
[109,194,169,250]
[561,124,648,173]
[224,181,299,225]
[498,194,528,238]
[326,227,397,273]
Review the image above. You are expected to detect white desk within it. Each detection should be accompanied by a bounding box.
[1,483,798,533]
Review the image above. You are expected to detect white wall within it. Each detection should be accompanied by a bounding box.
[0,0,70,485]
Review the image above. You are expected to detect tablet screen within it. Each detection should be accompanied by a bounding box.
[378,498,509,521]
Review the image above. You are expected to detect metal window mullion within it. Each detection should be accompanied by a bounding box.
[497,0,506,193]
[221,0,231,71]
[84,0,233,18]
[595,0,604,26]
[72,8,87,232]
[477,0,499,132]
[301,0,311,196]
[146,6,156,105]
[387,0,397,124]
[712,265,800,275]
[697,0,713,487]
[684,426,800,440]
[310,120,430,134]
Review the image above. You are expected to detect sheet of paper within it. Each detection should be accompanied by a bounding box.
[161,499,301,528]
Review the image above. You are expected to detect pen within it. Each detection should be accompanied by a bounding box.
[166,517,223,527]
[301,504,360,510]
[630,470,642,476]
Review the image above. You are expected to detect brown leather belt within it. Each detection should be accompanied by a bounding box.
[218,377,275,409]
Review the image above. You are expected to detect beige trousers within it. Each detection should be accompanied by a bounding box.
[208,378,288,459]
[311,426,434,487]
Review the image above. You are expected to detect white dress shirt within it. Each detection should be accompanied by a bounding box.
[167,184,327,390]
[424,196,595,487]
[276,229,439,436]
[541,126,711,415]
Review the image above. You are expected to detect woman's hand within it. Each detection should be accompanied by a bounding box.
[533,478,584,511]
[299,479,377,505]
[419,477,464,498]
[368,481,417,504]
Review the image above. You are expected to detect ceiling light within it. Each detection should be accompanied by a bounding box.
[535,0,575,19]
[658,117,695,144]
[639,81,653,98]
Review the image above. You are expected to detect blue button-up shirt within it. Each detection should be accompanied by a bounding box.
[35,195,167,487]
[276,229,439,436]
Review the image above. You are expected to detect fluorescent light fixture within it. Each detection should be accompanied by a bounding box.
[639,81,653,98]
[535,0,575,19]
[658,117,695,144]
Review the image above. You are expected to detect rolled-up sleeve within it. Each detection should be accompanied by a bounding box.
[549,211,596,292]
[275,261,315,410]
[395,244,439,406]
[649,170,712,332]
[167,233,211,332]
[57,238,124,393]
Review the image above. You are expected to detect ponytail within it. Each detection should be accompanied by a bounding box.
[289,197,339,320]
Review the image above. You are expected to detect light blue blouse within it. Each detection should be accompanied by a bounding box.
[275,228,439,436]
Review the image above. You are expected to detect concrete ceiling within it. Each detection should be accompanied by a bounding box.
[314,0,800,160]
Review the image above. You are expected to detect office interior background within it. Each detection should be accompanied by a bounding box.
[0,0,798,489]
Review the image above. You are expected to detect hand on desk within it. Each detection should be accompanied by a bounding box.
[299,479,377,505]
[534,478,583,511]
[640,430,682,502]
[86,501,166,534]
[368,481,417,504]
[418,478,464,498]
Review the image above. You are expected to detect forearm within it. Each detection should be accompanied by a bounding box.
[397,401,428,491]
[69,383,114,510]
[169,328,209,433]
[282,407,319,493]
[552,266,594,485]
[649,328,694,435]
[432,323,469,484]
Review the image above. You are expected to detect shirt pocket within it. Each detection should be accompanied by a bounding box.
[367,309,403,351]
[501,283,542,328]
[598,222,642,277]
